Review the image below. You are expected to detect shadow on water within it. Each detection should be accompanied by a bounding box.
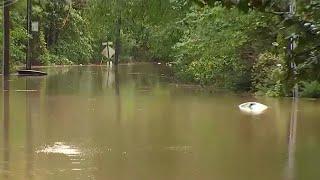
[285,95,298,180]
[2,77,10,180]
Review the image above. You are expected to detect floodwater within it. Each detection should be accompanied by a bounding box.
[0,64,320,180]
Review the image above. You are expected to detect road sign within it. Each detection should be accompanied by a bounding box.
[32,21,39,32]
[102,42,113,46]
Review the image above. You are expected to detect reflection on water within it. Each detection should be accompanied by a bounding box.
[2,77,10,180]
[114,66,121,124]
[1,64,320,180]
[36,142,81,156]
[285,95,298,180]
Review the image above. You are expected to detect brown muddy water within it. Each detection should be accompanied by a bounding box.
[0,64,320,180]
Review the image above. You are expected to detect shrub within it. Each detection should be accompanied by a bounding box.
[301,81,320,98]
[39,53,74,65]
[172,6,274,89]
[52,37,92,64]
[252,52,287,97]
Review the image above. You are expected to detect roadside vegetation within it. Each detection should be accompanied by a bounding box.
[1,0,320,97]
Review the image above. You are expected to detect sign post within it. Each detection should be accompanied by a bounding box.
[26,0,32,70]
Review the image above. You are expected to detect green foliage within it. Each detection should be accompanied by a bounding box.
[148,23,183,61]
[0,9,28,72]
[173,6,273,89]
[10,13,28,64]
[1,0,319,98]
[39,53,74,65]
[42,2,93,64]
[252,52,287,97]
[52,36,93,64]
[301,81,320,98]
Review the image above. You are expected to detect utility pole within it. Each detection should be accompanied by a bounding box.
[3,0,11,77]
[114,16,121,65]
[289,0,298,98]
[17,0,46,76]
[26,0,32,70]
[286,1,298,180]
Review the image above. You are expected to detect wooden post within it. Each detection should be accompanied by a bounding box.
[3,1,11,76]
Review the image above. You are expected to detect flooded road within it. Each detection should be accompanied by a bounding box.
[1,64,320,180]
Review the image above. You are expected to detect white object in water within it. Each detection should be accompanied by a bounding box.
[239,102,268,115]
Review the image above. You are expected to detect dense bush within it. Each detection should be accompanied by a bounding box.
[252,52,287,97]
[301,81,320,98]
[148,23,183,61]
[10,12,29,64]
[49,8,93,64]
[172,5,274,89]
[39,53,74,65]
[52,36,92,64]
[0,10,28,72]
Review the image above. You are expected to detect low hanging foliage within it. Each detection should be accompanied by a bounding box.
[172,5,275,89]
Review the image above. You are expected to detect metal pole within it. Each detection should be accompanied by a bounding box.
[114,0,122,66]
[114,16,121,66]
[287,0,298,97]
[107,41,110,59]
[26,0,32,70]
[3,0,11,76]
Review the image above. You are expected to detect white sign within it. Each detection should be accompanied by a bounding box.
[32,22,39,32]
[101,46,115,58]
[102,42,113,46]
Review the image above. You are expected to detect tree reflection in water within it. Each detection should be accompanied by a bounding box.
[2,77,10,180]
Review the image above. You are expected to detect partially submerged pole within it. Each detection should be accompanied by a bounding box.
[285,1,298,180]
[26,0,32,70]
[17,0,47,76]
[2,0,11,77]
[289,0,298,96]
[114,16,121,65]
[114,0,122,66]
[107,41,110,58]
